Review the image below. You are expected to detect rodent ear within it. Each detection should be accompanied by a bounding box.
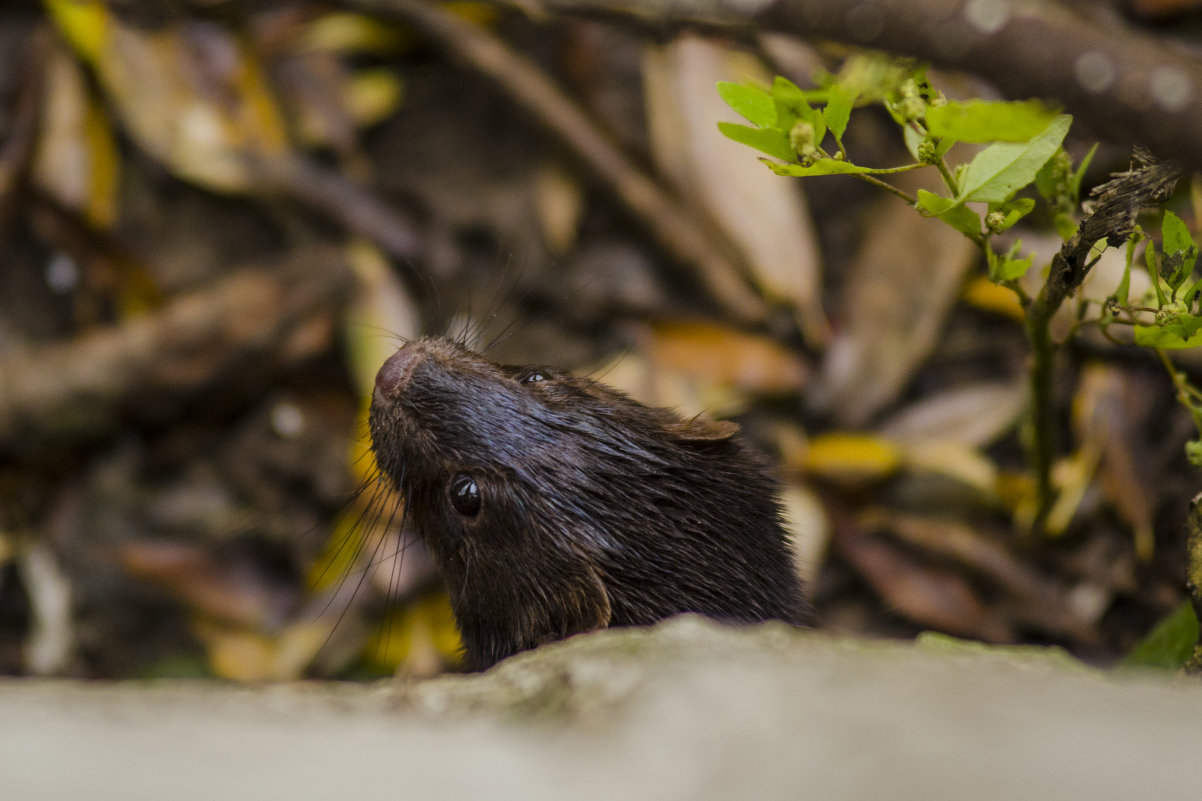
[668,416,740,443]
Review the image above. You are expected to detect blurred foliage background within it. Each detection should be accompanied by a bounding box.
[1,0,1201,680]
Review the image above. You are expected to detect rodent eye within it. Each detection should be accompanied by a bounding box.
[449,473,481,516]
[519,370,547,385]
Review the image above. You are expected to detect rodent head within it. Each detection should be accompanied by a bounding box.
[368,336,807,668]
[370,337,740,550]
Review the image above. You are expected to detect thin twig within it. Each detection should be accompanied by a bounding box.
[852,173,916,204]
[343,0,771,324]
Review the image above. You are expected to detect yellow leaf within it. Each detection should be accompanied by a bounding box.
[82,91,119,228]
[272,623,335,680]
[900,440,999,496]
[307,484,400,592]
[302,12,408,54]
[1044,449,1101,537]
[364,593,461,675]
[344,68,404,127]
[645,319,808,394]
[444,2,501,27]
[963,276,1025,321]
[196,622,278,682]
[343,240,420,398]
[800,433,902,482]
[43,0,109,64]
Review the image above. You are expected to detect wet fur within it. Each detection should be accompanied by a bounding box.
[370,336,809,670]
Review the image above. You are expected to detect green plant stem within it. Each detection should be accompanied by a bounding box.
[934,158,958,195]
[1156,349,1202,436]
[854,173,916,204]
[1018,153,1181,534]
[1023,286,1058,534]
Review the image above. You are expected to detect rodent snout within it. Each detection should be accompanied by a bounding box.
[375,343,422,398]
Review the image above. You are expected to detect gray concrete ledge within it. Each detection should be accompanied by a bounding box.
[2,616,1199,800]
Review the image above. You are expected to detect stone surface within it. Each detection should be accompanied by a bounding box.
[2,615,1200,800]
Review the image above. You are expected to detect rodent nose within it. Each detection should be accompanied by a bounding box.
[375,343,422,397]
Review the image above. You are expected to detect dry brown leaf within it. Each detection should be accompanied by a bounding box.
[535,161,585,256]
[596,350,745,419]
[119,541,293,630]
[811,192,977,426]
[643,35,827,343]
[898,440,999,497]
[836,523,1014,642]
[598,320,807,417]
[18,542,74,675]
[879,381,1027,448]
[779,481,830,590]
[32,42,119,229]
[878,512,1101,642]
[47,0,290,192]
[643,319,808,394]
[1073,363,1157,559]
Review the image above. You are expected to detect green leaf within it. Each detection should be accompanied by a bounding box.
[1070,143,1098,204]
[1051,214,1077,242]
[1146,234,1167,307]
[995,256,1034,282]
[1163,210,1195,255]
[958,114,1072,204]
[716,81,777,128]
[1134,315,1202,348]
[764,158,899,177]
[1034,149,1064,202]
[1114,234,1136,305]
[1162,251,1195,295]
[903,125,924,161]
[824,84,856,145]
[989,198,1036,233]
[1183,276,1202,310]
[926,100,1059,143]
[1122,602,1198,670]
[990,238,1033,281]
[772,76,809,115]
[717,122,796,162]
[916,189,981,237]
[1188,439,1202,467]
[771,77,825,149]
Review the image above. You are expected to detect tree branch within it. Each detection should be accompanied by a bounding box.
[0,248,352,461]
[486,0,1202,173]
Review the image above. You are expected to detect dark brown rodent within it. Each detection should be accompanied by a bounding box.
[369,336,810,670]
